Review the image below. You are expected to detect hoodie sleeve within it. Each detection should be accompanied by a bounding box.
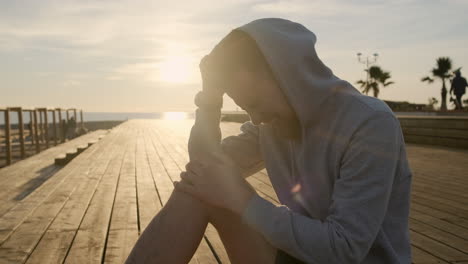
[188,91,264,177]
[242,112,401,264]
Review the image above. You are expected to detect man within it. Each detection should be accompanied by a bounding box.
[450,70,467,110]
[126,18,412,264]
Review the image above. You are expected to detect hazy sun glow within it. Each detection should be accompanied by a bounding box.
[163,112,188,120]
[158,43,197,84]
[159,56,193,83]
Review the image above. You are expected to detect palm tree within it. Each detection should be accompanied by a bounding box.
[421,57,453,111]
[356,66,394,98]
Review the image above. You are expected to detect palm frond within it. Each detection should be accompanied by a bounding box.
[383,81,395,87]
[421,76,434,83]
[436,57,452,73]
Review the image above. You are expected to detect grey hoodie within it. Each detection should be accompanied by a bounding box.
[189,18,412,264]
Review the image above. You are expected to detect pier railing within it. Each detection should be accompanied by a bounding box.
[0,107,84,167]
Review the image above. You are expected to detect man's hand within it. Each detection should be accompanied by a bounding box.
[198,55,224,102]
[174,152,256,215]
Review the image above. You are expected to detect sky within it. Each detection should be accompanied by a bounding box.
[1,0,467,112]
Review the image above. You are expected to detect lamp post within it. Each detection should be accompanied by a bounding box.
[357,52,379,88]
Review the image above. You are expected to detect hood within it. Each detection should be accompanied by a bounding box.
[237,18,356,127]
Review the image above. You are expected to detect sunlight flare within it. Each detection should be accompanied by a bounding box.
[163,112,188,120]
[157,43,198,84]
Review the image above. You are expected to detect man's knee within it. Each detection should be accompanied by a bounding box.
[169,188,238,227]
[164,189,210,219]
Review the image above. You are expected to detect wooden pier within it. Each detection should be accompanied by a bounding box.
[0,107,84,168]
[0,119,467,263]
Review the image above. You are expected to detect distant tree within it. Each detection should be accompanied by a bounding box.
[356,65,394,98]
[421,57,453,111]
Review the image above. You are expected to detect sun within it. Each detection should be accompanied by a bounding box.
[158,44,197,84]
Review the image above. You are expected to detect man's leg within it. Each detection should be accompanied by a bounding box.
[125,188,277,264]
[207,203,277,264]
[125,189,209,264]
[456,95,463,109]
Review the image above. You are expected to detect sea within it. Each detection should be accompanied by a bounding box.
[0,112,196,126]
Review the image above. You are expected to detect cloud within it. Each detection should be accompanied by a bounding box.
[62,80,81,87]
[1,0,468,111]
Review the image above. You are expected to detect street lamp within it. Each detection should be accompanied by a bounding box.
[357,52,379,86]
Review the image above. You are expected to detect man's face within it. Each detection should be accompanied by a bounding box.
[225,70,301,139]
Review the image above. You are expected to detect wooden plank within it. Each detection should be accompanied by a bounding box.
[0,132,110,234]
[25,129,124,264]
[135,131,162,231]
[0,130,106,187]
[0,182,79,263]
[4,109,11,165]
[103,132,139,264]
[0,131,109,216]
[33,110,40,154]
[247,176,279,202]
[57,110,64,143]
[412,180,468,202]
[410,231,467,262]
[410,210,468,241]
[44,110,49,149]
[28,111,34,146]
[411,203,468,230]
[410,220,468,254]
[17,108,26,159]
[411,193,468,218]
[64,128,129,264]
[80,110,84,129]
[411,246,449,264]
[0,132,117,263]
[52,110,57,146]
[38,110,44,144]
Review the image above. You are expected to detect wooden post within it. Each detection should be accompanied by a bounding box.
[57,109,64,143]
[43,109,49,148]
[52,110,57,146]
[17,108,26,159]
[66,110,69,121]
[38,110,44,142]
[80,109,84,128]
[73,109,77,121]
[33,110,40,153]
[4,109,12,165]
[29,111,35,146]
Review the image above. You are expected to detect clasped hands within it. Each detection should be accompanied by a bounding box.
[174,151,256,215]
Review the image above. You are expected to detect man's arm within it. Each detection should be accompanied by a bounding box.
[188,55,263,177]
[188,91,264,177]
[188,90,223,159]
[241,112,405,264]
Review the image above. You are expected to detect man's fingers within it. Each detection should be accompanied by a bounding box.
[174,180,198,198]
[186,161,205,176]
[180,171,196,185]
